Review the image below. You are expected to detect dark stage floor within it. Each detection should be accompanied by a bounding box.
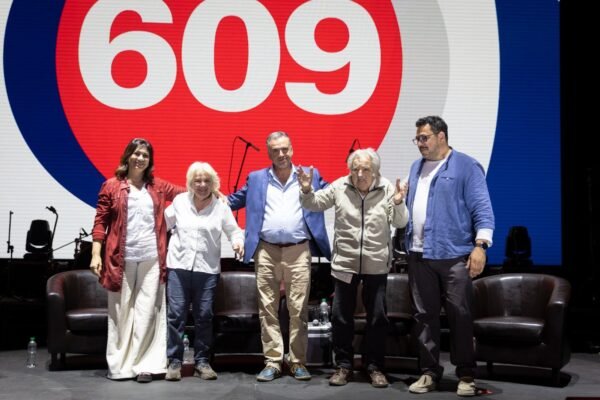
[0,349,599,400]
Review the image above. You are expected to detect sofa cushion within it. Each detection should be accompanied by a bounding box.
[474,316,544,344]
[66,308,108,332]
[213,314,260,333]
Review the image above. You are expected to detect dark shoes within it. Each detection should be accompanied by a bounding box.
[136,373,152,383]
[256,365,282,382]
[369,369,389,388]
[329,367,352,386]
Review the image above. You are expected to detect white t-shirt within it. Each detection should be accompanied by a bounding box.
[410,158,447,252]
[124,185,157,262]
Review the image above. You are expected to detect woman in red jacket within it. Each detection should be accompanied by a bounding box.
[90,138,184,383]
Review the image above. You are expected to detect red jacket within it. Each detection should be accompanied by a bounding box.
[92,177,185,292]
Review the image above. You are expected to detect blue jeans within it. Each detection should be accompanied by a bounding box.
[167,269,219,364]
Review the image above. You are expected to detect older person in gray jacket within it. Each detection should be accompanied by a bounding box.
[297,148,408,388]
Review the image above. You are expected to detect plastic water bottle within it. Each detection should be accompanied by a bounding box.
[26,337,37,368]
[319,298,330,325]
[182,334,194,365]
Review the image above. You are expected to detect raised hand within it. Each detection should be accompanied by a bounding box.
[393,178,408,205]
[296,166,314,194]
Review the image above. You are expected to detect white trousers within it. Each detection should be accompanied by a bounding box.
[106,258,167,379]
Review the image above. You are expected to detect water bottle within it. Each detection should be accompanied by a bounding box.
[182,334,194,365]
[26,337,37,368]
[319,298,330,325]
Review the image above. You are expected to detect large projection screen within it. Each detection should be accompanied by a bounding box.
[1,0,560,265]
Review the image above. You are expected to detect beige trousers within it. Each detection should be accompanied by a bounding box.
[255,240,311,367]
[106,258,167,379]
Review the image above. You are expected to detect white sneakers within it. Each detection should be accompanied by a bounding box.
[409,374,477,396]
[408,374,437,393]
[456,377,477,397]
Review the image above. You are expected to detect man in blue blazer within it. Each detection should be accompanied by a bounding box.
[229,131,331,382]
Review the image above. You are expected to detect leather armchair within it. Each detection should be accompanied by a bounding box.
[472,273,571,384]
[353,273,418,366]
[46,270,108,369]
[212,271,262,354]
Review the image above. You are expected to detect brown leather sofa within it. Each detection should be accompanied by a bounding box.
[46,269,108,369]
[472,273,571,385]
[353,273,418,368]
[46,269,291,369]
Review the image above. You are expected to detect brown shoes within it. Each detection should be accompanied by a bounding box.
[369,369,389,388]
[329,367,389,388]
[194,363,217,380]
[329,367,352,386]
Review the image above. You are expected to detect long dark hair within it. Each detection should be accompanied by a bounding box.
[114,138,155,183]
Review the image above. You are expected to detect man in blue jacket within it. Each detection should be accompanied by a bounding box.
[229,131,331,382]
[404,116,494,397]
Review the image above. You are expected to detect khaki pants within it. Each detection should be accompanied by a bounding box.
[255,240,311,367]
[106,258,167,379]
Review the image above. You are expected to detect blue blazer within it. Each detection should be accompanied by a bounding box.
[228,167,331,264]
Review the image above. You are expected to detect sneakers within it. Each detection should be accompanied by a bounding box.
[329,367,352,386]
[256,365,282,382]
[457,377,477,397]
[194,362,217,380]
[408,374,437,394]
[136,372,152,383]
[165,361,182,381]
[369,369,389,388]
[289,363,312,381]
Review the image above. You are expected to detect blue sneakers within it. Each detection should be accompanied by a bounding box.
[256,365,282,382]
[290,363,312,380]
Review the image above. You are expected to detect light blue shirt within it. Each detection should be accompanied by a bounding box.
[260,167,310,244]
[405,149,495,259]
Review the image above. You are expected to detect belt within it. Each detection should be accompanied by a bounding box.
[262,239,308,248]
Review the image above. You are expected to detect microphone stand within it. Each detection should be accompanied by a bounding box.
[7,210,14,261]
[49,211,58,260]
[52,232,91,254]
[232,140,253,222]
[2,211,17,299]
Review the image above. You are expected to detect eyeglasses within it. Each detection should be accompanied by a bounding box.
[412,133,435,145]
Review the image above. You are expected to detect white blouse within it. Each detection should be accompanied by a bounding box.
[124,185,157,262]
[165,192,243,274]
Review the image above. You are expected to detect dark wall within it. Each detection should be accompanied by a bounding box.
[561,0,599,350]
[562,0,597,301]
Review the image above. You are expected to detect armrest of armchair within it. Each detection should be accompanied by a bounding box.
[543,277,571,346]
[46,272,68,353]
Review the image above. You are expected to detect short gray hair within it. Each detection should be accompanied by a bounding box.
[266,131,290,146]
[186,161,220,194]
[347,148,381,176]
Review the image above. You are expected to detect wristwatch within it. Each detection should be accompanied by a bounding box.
[475,242,489,250]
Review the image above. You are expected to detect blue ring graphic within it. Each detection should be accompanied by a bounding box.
[4,0,104,207]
